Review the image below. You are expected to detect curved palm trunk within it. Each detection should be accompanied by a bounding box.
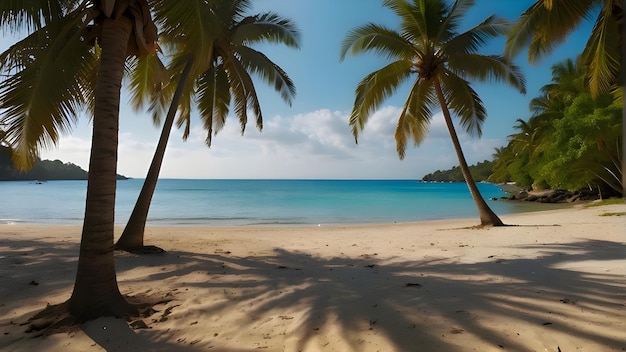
[115,58,194,253]
[621,37,625,196]
[433,78,505,227]
[68,17,135,319]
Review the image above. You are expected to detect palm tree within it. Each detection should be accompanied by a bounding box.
[505,0,623,97]
[115,0,300,253]
[0,1,157,320]
[340,0,526,226]
[487,146,514,184]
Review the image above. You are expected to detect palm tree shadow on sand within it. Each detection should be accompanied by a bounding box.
[114,238,625,351]
[0,236,624,351]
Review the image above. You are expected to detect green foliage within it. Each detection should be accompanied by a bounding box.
[505,0,622,97]
[491,57,623,195]
[540,94,621,190]
[422,160,494,182]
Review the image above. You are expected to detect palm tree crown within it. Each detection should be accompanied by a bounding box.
[341,0,526,159]
[150,0,300,146]
[341,0,526,226]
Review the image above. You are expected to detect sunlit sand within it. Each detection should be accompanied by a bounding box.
[1,203,624,351]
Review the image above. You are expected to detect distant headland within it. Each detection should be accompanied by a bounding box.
[0,146,128,181]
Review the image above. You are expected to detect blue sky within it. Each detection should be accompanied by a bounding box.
[0,0,593,179]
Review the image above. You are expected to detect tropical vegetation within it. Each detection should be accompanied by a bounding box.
[505,0,624,196]
[422,160,493,183]
[488,57,623,197]
[116,0,300,253]
[340,0,526,226]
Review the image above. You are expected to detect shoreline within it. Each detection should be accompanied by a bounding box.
[1,199,581,228]
[1,203,624,351]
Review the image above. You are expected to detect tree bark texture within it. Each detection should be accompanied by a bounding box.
[68,17,135,319]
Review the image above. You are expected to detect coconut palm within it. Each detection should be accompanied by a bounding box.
[505,0,623,98]
[0,0,157,320]
[340,0,526,226]
[115,0,300,253]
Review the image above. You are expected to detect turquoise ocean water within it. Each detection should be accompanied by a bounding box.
[0,179,563,226]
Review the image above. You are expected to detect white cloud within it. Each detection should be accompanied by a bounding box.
[39,135,91,169]
[37,105,502,179]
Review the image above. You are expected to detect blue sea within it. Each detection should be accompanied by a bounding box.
[0,179,562,226]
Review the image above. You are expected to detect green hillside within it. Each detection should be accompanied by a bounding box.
[0,146,128,181]
[421,160,493,182]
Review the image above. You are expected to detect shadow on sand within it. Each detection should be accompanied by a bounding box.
[0,233,624,351]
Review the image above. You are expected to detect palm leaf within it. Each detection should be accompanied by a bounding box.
[127,53,170,113]
[443,15,510,55]
[436,0,475,43]
[383,0,447,45]
[438,69,486,137]
[197,64,231,146]
[447,53,526,94]
[583,7,621,96]
[0,0,79,32]
[152,0,218,73]
[232,13,301,48]
[349,60,413,141]
[236,45,296,105]
[0,10,92,169]
[505,0,596,62]
[395,77,436,159]
[222,55,253,134]
[340,23,415,61]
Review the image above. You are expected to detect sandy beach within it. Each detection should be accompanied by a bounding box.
[0,203,624,351]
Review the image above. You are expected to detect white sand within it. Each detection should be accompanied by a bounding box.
[0,203,624,351]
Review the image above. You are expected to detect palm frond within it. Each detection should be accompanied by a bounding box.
[127,52,170,113]
[437,0,475,40]
[232,13,301,48]
[447,53,526,94]
[383,0,447,45]
[0,0,79,33]
[438,69,486,137]
[236,45,296,105]
[197,65,232,147]
[222,55,256,135]
[152,0,217,72]
[166,58,196,141]
[505,0,596,62]
[0,10,92,169]
[340,23,414,61]
[174,96,192,141]
[213,0,253,27]
[583,7,621,96]
[443,15,510,55]
[349,60,413,141]
[394,77,436,159]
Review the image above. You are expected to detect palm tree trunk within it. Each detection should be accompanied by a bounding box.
[433,78,504,227]
[621,3,625,198]
[115,58,194,253]
[68,17,135,319]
